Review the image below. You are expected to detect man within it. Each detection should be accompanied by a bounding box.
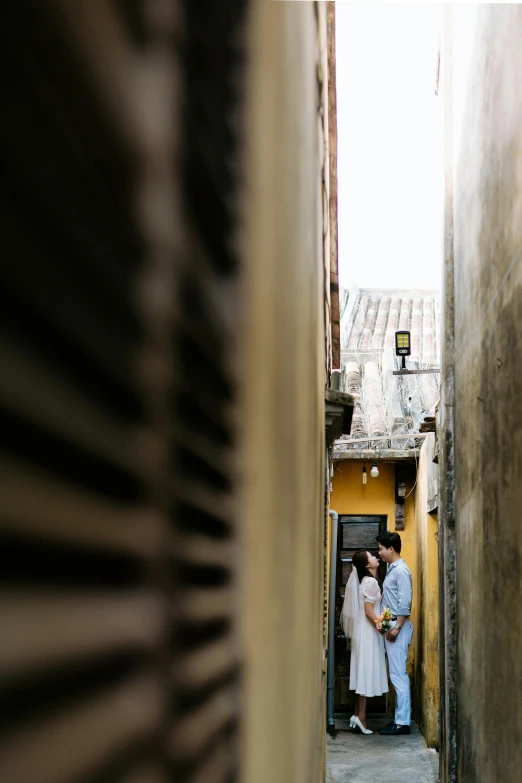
[376,531,413,736]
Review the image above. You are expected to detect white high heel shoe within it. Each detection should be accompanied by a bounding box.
[352,716,373,735]
[349,715,356,728]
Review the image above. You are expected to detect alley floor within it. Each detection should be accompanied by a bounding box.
[326,718,438,783]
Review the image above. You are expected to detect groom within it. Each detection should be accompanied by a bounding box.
[376,531,413,736]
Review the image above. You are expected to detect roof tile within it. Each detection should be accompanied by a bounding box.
[338,288,441,454]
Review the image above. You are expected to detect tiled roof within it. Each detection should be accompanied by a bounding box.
[336,288,440,455]
[342,288,440,361]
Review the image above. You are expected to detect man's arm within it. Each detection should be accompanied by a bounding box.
[385,614,409,642]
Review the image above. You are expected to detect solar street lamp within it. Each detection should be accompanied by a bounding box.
[392,330,440,376]
[395,330,411,370]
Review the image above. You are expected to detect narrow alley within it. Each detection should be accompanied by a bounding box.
[327,720,438,783]
[1,2,522,782]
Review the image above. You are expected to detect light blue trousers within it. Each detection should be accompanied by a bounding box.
[385,620,413,726]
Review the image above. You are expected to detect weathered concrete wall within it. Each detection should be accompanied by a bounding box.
[239,3,333,782]
[444,5,522,780]
[327,3,340,369]
[413,435,439,748]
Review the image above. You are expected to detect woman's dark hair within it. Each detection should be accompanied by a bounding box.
[352,549,372,583]
[376,531,402,554]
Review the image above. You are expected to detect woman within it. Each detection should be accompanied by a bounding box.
[341,549,388,735]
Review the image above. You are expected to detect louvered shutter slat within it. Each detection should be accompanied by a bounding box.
[43,0,147,157]
[177,427,233,478]
[175,635,238,689]
[0,675,163,783]
[0,344,137,472]
[179,588,235,624]
[0,458,161,557]
[1,592,162,680]
[188,743,234,783]
[119,765,168,783]
[178,537,237,568]
[169,686,238,761]
[176,380,234,437]
[174,482,234,531]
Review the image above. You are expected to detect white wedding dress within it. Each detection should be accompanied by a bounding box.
[346,575,389,697]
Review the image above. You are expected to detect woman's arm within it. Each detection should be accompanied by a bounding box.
[364,601,379,624]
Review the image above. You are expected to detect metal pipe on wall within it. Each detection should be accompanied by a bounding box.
[327,509,339,732]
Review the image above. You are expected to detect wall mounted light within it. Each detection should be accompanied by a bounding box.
[397,481,406,497]
[362,465,367,485]
[370,460,379,479]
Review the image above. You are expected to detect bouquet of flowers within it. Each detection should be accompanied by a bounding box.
[375,607,394,635]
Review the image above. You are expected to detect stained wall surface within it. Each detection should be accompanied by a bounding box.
[446,5,522,780]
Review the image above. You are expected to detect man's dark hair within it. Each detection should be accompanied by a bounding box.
[376,531,402,554]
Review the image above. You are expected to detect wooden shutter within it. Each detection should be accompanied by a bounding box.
[0,1,246,781]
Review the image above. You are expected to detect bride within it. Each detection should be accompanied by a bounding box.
[341,549,388,735]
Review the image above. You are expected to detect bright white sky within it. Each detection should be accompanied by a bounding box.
[336,3,443,291]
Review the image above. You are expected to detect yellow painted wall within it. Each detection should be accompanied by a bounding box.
[329,461,417,687]
[329,454,440,744]
[413,437,440,747]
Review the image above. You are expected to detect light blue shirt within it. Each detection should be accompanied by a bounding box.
[382,558,412,617]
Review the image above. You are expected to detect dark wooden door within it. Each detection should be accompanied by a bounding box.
[334,515,387,715]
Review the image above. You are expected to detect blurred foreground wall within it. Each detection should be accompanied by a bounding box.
[439,5,522,781]
[240,3,335,781]
[0,1,337,782]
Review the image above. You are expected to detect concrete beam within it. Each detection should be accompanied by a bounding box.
[332,449,419,461]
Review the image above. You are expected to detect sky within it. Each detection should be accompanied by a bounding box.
[336,3,443,291]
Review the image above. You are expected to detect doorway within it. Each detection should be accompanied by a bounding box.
[334,514,387,716]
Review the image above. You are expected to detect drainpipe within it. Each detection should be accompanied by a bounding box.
[327,509,339,732]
